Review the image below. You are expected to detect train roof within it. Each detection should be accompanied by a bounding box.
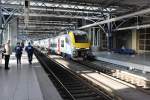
[59,30,86,35]
[71,30,87,35]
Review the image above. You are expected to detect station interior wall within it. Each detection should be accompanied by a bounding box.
[88,27,141,53]
[137,28,150,53]
[88,27,150,53]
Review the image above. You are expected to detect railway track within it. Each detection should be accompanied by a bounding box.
[34,50,113,100]
[46,55,150,100]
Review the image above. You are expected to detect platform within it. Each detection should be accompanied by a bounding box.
[0,53,62,100]
[93,51,150,73]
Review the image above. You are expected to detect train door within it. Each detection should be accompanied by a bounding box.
[57,38,60,54]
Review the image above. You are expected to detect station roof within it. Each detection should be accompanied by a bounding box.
[1,0,150,39]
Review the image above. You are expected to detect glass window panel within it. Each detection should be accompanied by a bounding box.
[146,28,150,33]
[139,34,145,39]
[146,34,150,39]
[146,46,150,50]
[146,40,150,44]
[139,40,145,44]
[139,46,144,50]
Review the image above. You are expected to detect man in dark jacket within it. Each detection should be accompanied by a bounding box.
[25,42,34,64]
[15,42,23,65]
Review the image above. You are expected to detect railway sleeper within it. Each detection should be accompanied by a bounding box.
[66,86,89,90]
[69,89,91,94]
[76,96,105,100]
[72,92,99,98]
[64,84,85,87]
[63,82,82,85]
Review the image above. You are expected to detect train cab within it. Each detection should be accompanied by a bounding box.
[68,30,91,60]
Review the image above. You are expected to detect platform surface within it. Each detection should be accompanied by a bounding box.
[93,51,150,73]
[0,53,62,100]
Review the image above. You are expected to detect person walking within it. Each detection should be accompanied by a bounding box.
[25,42,34,64]
[4,40,11,70]
[15,42,23,65]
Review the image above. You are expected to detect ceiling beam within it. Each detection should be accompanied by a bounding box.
[79,8,150,29]
[0,3,107,13]
[0,3,106,20]
[18,30,60,33]
[19,22,74,26]
[3,12,103,20]
[18,25,70,29]
[115,24,150,31]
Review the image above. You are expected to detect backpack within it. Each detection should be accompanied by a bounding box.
[26,46,33,54]
[15,46,22,55]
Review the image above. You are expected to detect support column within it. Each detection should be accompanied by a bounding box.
[98,29,100,47]
[132,29,137,51]
[107,14,112,50]
[92,27,95,46]
[0,0,2,28]
[0,0,3,44]
[24,0,30,29]
[88,28,92,42]
[96,29,98,46]
[8,24,10,40]
[7,18,18,49]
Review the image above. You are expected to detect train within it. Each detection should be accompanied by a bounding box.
[34,30,93,60]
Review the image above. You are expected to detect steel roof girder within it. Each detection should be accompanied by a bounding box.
[79,8,150,29]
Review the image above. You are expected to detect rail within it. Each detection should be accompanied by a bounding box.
[34,49,76,100]
[34,48,113,100]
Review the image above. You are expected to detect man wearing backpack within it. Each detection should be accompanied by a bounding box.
[25,42,34,64]
[15,42,23,65]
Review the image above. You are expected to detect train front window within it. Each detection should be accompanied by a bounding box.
[74,34,88,43]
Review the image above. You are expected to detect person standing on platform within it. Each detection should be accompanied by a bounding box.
[4,40,12,70]
[25,42,34,64]
[15,42,23,65]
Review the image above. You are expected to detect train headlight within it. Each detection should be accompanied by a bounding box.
[72,46,76,50]
[73,51,75,54]
[73,50,78,56]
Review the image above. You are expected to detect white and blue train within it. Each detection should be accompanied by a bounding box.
[34,30,92,60]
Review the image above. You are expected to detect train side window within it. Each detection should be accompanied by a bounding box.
[61,40,64,47]
[54,43,56,47]
[51,43,56,48]
[50,43,53,47]
[65,37,69,43]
